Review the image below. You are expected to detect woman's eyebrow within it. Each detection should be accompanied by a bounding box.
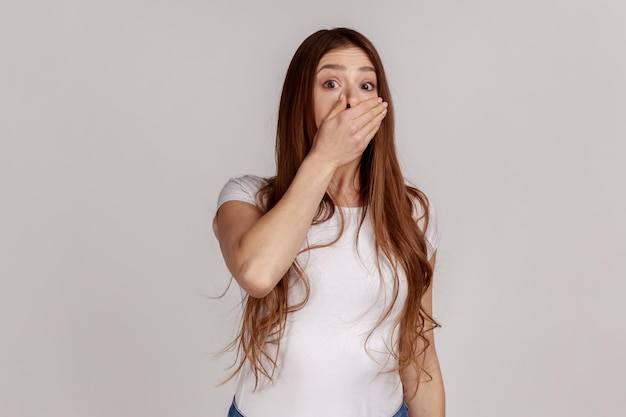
[317,64,376,73]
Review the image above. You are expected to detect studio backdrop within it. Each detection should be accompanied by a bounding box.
[1,1,624,416]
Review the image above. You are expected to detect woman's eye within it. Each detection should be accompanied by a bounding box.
[324,80,338,88]
[362,82,375,91]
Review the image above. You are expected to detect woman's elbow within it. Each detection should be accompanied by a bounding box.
[235,262,282,298]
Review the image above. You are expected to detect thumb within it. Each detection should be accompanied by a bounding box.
[324,93,347,122]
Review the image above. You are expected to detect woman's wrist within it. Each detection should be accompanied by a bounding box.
[300,152,337,183]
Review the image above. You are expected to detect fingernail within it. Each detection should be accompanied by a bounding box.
[378,97,383,103]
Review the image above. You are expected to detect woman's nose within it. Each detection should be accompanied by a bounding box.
[343,86,360,109]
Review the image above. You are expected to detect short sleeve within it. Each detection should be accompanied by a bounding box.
[216,175,267,211]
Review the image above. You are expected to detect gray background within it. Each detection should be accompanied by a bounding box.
[1,0,624,416]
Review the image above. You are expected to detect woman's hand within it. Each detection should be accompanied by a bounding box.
[310,94,388,171]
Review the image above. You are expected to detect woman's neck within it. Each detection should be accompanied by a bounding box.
[328,161,362,207]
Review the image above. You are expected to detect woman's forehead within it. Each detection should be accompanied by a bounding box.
[317,47,374,71]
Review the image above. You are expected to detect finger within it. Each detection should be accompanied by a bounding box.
[349,96,385,120]
[323,93,347,122]
[354,101,388,130]
[359,106,388,142]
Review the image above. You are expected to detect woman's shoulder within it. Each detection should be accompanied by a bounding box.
[226,174,269,191]
[217,174,270,210]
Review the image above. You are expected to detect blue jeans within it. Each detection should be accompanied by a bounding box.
[227,397,409,417]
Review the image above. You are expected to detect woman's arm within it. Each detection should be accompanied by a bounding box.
[402,251,446,417]
[213,155,334,298]
[213,95,387,298]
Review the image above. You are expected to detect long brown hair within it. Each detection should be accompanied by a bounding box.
[226,28,438,396]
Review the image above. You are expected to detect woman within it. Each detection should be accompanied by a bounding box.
[214,28,445,417]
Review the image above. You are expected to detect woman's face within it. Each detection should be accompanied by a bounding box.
[313,46,378,129]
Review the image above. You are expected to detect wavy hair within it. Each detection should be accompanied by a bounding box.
[224,28,438,397]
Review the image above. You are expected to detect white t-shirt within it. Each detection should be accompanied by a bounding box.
[217,175,439,417]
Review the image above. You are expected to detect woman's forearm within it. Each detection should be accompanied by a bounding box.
[218,154,335,297]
